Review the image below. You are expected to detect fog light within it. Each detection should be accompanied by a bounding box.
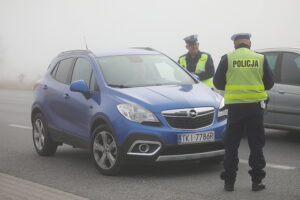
[138,144,150,153]
[127,140,162,156]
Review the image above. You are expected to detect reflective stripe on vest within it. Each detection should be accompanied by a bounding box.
[179,56,187,67]
[224,48,268,104]
[179,54,213,88]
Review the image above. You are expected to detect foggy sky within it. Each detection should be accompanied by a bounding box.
[0,0,299,81]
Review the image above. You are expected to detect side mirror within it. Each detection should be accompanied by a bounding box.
[70,80,90,98]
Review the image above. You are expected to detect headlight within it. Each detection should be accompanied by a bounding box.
[219,97,225,110]
[217,98,227,121]
[117,103,159,123]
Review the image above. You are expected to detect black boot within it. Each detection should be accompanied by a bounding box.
[252,182,266,191]
[221,171,235,192]
[249,169,266,191]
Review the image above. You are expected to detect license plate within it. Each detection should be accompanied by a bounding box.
[178,131,215,144]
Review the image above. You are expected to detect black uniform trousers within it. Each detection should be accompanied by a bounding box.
[221,102,266,184]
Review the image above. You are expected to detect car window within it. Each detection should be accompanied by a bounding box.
[294,57,300,68]
[50,62,59,77]
[89,72,98,92]
[71,58,93,89]
[281,52,300,85]
[263,52,281,83]
[97,55,195,87]
[55,58,74,84]
[264,54,277,70]
[154,62,176,80]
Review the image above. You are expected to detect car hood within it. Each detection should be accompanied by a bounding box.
[108,84,220,112]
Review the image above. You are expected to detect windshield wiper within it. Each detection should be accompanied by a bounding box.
[108,84,130,88]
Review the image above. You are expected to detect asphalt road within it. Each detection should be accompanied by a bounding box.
[0,89,299,200]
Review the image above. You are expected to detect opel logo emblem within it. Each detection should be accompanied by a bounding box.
[189,109,197,118]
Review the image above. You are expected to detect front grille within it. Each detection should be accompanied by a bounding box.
[161,141,224,156]
[164,111,214,129]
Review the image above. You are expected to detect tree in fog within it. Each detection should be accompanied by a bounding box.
[18,74,25,83]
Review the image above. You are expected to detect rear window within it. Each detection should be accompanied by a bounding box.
[50,62,59,77]
[54,58,74,84]
[281,52,300,85]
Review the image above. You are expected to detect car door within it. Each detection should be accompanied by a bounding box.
[61,57,99,139]
[262,52,281,125]
[274,52,300,129]
[45,57,75,131]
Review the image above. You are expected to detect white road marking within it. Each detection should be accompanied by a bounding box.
[240,159,297,170]
[9,124,32,130]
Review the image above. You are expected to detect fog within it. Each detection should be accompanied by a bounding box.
[0,0,299,82]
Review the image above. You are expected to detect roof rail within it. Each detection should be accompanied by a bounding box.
[57,49,93,57]
[256,47,300,51]
[130,47,176,62]
[130,47,156,51]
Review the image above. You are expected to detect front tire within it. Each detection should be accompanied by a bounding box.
[32,113,57,156]
[91,124,122,175]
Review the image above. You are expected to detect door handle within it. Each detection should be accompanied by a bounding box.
[64,93,70,99]
[278,90,285,94]
[43,84,48,90]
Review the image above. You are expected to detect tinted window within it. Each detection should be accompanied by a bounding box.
[55,58,74,84]
[263,52,280,83]
[71,58,93,88]
[281,52,300,85]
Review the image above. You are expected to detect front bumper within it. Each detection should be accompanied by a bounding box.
[115,114,226,163]
[155,139,224,162]
[121,132,225,163]
[156,149,224,162]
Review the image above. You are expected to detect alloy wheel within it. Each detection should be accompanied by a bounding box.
[33,119,45,151]
[93,131,118,170]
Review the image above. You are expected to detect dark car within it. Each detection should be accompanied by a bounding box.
[256,48,300,131]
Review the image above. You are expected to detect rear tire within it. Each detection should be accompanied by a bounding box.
[91,124,122,175]
[32,113,57,156]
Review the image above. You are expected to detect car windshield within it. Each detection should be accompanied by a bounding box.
[97,54,196,88]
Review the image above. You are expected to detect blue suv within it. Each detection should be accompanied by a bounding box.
[31,48,227,175]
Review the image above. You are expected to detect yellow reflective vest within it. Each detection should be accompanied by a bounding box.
[179,54,214,88]
[224,48,268,104]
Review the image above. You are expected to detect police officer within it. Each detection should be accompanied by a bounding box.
[213,33,274,192]
[178,35,215,88]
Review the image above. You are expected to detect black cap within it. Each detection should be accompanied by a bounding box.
[231,33,251,41]
[183,34,198,44]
